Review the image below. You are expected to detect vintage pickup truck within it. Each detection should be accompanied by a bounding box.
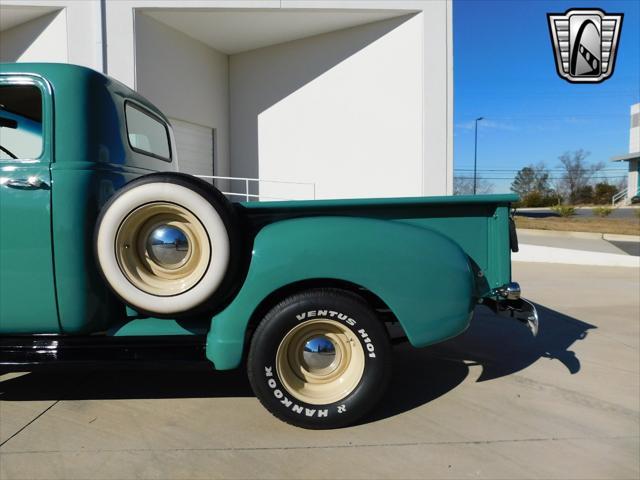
[0,63,537,429]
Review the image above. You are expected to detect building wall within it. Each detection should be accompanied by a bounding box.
[626,104,639,197]
[1,0,453,199]
[0,9,67,63]
[134,13,230,178]
[630,103,639,154]
[0,1,101,69]
[230,14,423,199]
[628,159,638,196]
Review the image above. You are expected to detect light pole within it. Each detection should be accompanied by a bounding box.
[473,116,484,195]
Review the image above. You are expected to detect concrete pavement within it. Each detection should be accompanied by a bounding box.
[1,263,639,479]
[515,229,640,267]
[518,229,637,255]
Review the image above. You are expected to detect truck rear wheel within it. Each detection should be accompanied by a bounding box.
[95,173,242,317]
[247,289,391,429]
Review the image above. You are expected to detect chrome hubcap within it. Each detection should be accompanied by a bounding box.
[146,225,190,269]
[302,335,337,372]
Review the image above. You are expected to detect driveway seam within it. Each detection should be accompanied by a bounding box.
[0,400,61,448]
[0,372,92,448]
[0,435,637,454]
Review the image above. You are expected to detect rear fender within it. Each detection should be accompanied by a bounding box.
[206,216,476,369]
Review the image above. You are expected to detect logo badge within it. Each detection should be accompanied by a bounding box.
[547,9,623,83]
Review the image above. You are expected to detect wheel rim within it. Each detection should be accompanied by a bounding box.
[115,202,211,296]
[276,319,365,405]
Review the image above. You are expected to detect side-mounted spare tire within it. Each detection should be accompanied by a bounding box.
[95,173,243,317]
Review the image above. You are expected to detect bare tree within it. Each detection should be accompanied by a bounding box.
[454,176,494,195]
[556,150,604,203]
[614,176,627,191]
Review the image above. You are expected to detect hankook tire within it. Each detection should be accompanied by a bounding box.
[248,289,391,429]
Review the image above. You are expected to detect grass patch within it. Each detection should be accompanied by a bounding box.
[514,216,640,235]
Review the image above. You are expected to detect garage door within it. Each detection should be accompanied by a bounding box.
[169,118,214,180]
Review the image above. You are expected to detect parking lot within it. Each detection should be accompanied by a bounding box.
[1,262,639,479]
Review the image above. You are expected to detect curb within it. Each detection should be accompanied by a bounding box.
[518,228,640,243]
[514,244,639,268]
[603,233,640,243]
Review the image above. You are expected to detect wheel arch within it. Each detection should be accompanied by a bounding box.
[242,278,397,346]
[205,216,476,370]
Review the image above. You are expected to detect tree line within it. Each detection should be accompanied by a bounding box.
[454,150,624,206]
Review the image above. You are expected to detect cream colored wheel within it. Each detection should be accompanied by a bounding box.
[95,174,238,316]
[248,289,391,429]
[276,319,365,405]
[115,202,210,296]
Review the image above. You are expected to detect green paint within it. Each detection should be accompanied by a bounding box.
[0,74,58,333]
[206,216,479,370]
[109,317,207,336]
[1,63,175,334]
[1,63,519,373]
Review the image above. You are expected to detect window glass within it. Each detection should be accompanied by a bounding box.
[0,85,43,160]
[125,103,171,161]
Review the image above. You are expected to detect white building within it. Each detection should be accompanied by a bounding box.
[0,0,453,200]
[611,103,639,204]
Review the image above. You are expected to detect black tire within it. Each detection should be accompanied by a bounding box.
[247,288,391,429]
[94,172,245,317]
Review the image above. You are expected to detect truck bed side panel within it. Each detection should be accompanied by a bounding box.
[206,216,476,370]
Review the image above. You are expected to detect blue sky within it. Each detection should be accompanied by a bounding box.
[453,0,640,192]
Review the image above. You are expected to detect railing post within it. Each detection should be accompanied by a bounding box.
[246,179,250,202]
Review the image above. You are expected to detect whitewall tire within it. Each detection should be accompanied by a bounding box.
[95,173,242,317]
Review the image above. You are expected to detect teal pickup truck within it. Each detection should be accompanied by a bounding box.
[0,63,537,429]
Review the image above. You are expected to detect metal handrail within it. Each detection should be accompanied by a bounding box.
[612,188,628,206]
[194,175,316,202]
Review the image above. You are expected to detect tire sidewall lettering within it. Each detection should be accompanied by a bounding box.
[249,291,391,429]
[292,309,377,358]
[260,306,381,422]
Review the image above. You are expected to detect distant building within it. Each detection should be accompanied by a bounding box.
[0,1,454,200]
[611,103,639,204]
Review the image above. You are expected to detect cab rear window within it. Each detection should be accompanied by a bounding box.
[125,102,171,161]
[0,84,43,160]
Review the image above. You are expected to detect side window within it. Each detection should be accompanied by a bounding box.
[0,84,43,160]
[125,102,171,161]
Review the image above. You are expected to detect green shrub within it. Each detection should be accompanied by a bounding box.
[515,191,562,208]
[592,206,613,217]
[551,205,577,217]
[593,183,618,205]
[572,185,594,204]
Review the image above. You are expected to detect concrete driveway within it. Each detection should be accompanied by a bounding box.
[1,263,639,479]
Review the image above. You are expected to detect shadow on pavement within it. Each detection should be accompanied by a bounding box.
[365,302,595,423]
[428,303,595,381]
[514,211,560,218]
[0,304,595,423]
[0,368,253,401]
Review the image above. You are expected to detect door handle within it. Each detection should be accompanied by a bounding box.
[3,177,49,190]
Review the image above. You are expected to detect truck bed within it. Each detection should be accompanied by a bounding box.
[238,193,519,292]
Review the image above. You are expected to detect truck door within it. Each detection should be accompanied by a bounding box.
[0,77,59,333]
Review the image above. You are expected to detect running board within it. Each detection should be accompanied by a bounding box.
[0,335,210,371]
